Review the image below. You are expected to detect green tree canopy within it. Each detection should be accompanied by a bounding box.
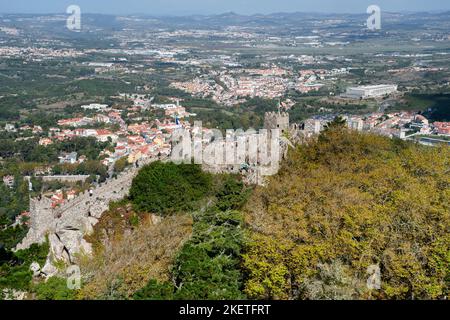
[130,162,212,216]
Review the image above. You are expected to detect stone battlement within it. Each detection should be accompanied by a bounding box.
[16,158,158,277]
[264,111,289,118]
[264,111,290,132]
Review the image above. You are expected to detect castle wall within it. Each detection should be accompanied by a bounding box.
[16,158,158,276]
[16,111,298,275]
[264,111,290,132]
[34,175,92,183]
[202,112,295,185]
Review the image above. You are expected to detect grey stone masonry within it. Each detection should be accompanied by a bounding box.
[264,111,290,133]
[16,158,158,277]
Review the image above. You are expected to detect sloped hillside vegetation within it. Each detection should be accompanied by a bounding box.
[134,175,251,300]
[24,134,448,300]
[72,164,250,300]
[243,127,449,300]
[79,211,193,300]
[0,241,49,299]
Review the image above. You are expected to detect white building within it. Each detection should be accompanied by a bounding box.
[348,118,364,131]
[81,103,110,111]
[87,62,114,68]
[58,152,78,164]
[345,85,398,99]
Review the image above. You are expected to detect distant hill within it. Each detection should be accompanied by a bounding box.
[1,11,450,33]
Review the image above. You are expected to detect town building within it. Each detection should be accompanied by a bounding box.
[58,152,78,164]
[434,122,450,135]
[39,138,54,146]
[347,118,364,131]
[344,84,398,99]
[81,103,110,111]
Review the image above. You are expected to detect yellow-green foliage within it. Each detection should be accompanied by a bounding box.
[243,128,449,300]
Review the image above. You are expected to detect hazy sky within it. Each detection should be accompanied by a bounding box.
[0,0,449,15]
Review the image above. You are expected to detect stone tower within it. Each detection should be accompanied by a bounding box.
[264,111,290,133]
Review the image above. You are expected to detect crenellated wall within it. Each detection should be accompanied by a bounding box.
[16,158,158,277]
[264,111,290,132]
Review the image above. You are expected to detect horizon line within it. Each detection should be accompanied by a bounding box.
[0,9,449,17]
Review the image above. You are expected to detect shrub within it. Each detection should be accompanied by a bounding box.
[133,279,174,300]
[130,162,212,216]
[33,277,78,300]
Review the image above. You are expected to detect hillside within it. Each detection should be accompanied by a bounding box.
[243,127,449,300]
[79,206,193,299]
[82,128,448,300]
[26,165,251,300]
[4,128,448,300]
